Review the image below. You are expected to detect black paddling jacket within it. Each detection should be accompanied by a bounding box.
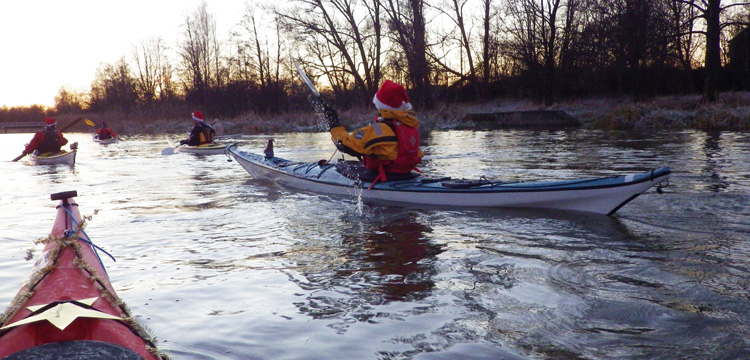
[184,123,215,146]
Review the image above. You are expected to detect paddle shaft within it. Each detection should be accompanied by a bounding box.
[295,60,338,113]
[59,117,85,132]
[326,149,338,164]
[295,61,321,98]
[295,60,348,163]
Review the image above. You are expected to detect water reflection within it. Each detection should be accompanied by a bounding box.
[700,132,730,192]
[339,212,440,301]
[289,210,443,322]
[30,165,77,185]
[3,130,750,359]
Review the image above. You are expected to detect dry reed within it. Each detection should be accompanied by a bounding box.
[55,91,750,135]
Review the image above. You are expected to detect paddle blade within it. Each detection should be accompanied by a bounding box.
[84,118,95,126]
[161,147,175,155]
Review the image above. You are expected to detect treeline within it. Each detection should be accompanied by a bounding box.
[2,0,749,123]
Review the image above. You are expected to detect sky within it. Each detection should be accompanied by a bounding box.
[1,0,247,108]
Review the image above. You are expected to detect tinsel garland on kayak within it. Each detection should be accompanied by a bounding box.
[0,217,169,360]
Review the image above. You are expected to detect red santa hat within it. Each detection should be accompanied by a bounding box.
[373,80,412,111]
[192,111,204,122]
[44,117,57,127]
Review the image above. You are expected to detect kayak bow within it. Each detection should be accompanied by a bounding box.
[0,191,166,359]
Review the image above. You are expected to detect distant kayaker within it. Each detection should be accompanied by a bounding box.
[179,111,215,146]
[95,121,117,140]
[22,117,69,155]
[322,80,423,183]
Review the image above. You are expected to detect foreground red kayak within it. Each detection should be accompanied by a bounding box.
[0,191,166,359]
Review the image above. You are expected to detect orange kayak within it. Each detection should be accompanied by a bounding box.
[0,191,165,359]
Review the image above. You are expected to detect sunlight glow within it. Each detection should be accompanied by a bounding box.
[1,0,245,108]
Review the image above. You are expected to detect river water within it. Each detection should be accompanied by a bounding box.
[1,129,748,359]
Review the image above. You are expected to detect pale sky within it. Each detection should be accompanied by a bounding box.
[1,0,247,108]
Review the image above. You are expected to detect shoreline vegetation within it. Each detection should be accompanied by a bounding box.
[24,91,750,136]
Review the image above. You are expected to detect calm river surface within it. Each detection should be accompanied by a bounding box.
[1,129,749,359]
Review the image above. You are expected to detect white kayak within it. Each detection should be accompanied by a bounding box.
[227,145,671,215]
[29,151,76,165]
[175,143,226,155]
[29,143,78,166]
[163,137,226,155]
[92,135,118,144]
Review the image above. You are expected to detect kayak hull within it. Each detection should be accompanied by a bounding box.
[228,146,671,215]
[176,143,226,155]
[0,193,163,359]
[29,150,76,165]
[93,136,118,144]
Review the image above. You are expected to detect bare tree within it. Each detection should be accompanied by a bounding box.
[433,0,478,85]
[430,0,504,97]
[669,0,702,72]
[88,58,138,111]
[504,0,584,105]
[132,37,169,104]
[232,6,266,85]
[158,59,178,103]
[277,0,384,103]
[177,1,224,104]
[676,0,750,102]
[383,0,432,106]
[54,86,86,113]
[480,0,503,83]
[233,3,289,89]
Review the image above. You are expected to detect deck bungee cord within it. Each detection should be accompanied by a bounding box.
[59,200,116,274]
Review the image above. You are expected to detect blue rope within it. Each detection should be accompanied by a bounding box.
[60,204,116,277]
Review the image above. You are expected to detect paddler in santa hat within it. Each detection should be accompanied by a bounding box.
[22,117,69,156]
[179,110,216,146]
[320,80,423,183]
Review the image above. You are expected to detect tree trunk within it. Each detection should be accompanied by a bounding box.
[703,0,722,102]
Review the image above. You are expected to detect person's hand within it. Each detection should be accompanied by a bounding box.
[321,102,341,129]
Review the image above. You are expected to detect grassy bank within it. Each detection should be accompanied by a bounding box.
[452,91,750,132]
[60,91,750,135]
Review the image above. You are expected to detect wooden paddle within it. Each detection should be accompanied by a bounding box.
[12,117,89,162]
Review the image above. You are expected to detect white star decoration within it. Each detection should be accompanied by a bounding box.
[1,297,122,331]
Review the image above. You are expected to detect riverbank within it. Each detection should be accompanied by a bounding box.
[47,91,750,135]
[206,91,750,134]
[449,91,750,132]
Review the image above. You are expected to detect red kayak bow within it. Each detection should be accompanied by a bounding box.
[0,191,166,359]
